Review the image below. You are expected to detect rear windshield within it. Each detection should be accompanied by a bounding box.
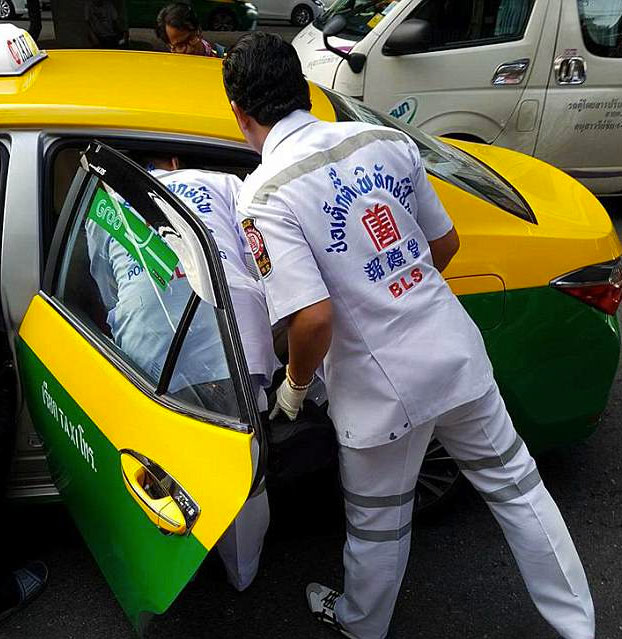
[322,88,535,223]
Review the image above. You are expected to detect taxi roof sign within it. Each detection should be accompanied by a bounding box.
[0,24,47,77]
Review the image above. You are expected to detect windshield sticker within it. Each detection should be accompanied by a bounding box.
[390,98,418,124]
[367,13,383,28]
[41,381,97,472]
[87,188,179,290]
[382,0,400,15]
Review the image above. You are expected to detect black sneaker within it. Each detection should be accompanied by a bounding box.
[0,561,48,624]
[306,582,357,638]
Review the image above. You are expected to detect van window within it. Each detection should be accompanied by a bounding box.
[410,0,534,49]
[578,0,622,58]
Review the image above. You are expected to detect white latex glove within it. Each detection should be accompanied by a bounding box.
[269,376,308,421]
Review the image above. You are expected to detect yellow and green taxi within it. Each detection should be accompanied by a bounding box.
[1,25,620,632]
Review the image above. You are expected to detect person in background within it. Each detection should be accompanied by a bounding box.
[85,0,128,49]
[156,3,223,57]
[0,362,48,624]
[26,0,42,43]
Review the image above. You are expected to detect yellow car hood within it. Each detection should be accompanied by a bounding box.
[436,139,621,291]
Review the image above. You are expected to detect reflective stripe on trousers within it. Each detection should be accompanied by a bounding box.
[335,383,595,639]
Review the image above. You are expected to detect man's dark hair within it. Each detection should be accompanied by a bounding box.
[222,32,311,127]
[156,2,200,44]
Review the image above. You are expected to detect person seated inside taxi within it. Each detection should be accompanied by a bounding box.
[85,151,277,593]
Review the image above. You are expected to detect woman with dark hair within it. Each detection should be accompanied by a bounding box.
[156,3,221,57]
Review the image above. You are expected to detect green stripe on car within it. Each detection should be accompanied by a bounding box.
[16,338,207,630]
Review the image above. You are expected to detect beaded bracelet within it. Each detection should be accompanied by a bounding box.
[286,365,313,391]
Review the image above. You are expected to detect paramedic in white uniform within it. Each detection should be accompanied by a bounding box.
[222,32,595,639]
[86,155,277,592]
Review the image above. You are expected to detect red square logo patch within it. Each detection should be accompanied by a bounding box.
[361,204,401,252]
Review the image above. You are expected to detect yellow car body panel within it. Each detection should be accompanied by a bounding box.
[19,294,255,553]
[2,51,617,294]
[433,142,621,291]
[0,50,336,137]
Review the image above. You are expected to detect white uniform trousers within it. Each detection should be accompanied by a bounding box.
[334,382,594,639]
[216,480,269,591]
[216,379,270,591]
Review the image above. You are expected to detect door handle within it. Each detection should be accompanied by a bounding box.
[120,450,199,535]
[554,56,586,85]
[492,58,530,85]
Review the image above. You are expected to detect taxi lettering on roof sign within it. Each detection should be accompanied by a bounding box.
[0,24,47,77]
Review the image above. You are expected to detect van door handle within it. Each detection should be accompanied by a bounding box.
[554,56,586,85]
[120,450,200,535]
[492,58,530,85]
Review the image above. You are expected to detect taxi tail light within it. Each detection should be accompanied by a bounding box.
[550,257,622,315]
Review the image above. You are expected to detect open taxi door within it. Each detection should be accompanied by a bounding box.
[16,142,265,632]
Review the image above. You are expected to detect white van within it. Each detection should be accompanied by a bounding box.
[293,0,622,195]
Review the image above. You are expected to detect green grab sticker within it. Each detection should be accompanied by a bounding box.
[16,338,207,630]
[87,187,179,290]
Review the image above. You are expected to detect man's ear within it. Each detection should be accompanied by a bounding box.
[171,156,180,171]
[231,101,251,132]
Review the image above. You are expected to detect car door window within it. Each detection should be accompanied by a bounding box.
[52,166,240,421]
[577,0,622,58]
[44,139,259,264]
[411,0,534,49]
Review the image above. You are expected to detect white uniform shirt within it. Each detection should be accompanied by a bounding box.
[238,110,493,448]
[87,169,278,393]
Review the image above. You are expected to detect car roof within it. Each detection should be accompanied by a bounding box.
[0,49,336,137]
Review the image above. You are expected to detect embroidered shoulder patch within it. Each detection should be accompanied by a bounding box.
[242,217,272,277]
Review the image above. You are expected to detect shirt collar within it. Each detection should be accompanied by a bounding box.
[261,110,318,160]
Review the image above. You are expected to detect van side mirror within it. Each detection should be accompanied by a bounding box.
[382,19,432,57]
[322,14,367,74]
[324,14,347,37]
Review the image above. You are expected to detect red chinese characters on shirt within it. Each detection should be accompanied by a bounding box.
[361,203,401,252]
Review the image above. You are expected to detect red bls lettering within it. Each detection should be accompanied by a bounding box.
[388,268,423,299]
[389,282,403,298]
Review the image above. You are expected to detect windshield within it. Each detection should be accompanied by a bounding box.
[314,0,405,42]
[321,88,534,223]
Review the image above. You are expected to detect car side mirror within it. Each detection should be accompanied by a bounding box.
[322,14,366,74]
[382,19,432,57]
